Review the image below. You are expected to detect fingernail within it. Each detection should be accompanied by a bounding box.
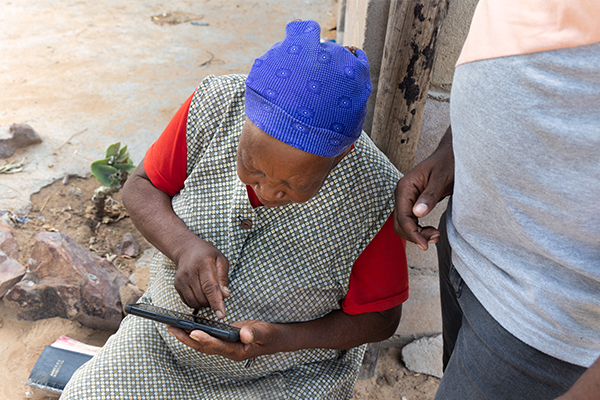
[418,243,427,251]
[190,333,201,341]
[414,203,428,216]
[216,310,224,319]
[221,285,230,296]
[243,343,251,351]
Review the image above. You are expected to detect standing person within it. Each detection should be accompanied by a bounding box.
[62,20,409,399]
[394,0,600,399]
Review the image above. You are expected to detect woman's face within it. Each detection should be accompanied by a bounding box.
[237,118,349,207]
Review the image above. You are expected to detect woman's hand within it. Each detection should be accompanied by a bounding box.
[167,306,402,361]
[173,238,231,318]
[167,320,287,361]
[123,159,230,318]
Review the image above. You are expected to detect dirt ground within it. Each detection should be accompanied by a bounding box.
[1,178,440,399]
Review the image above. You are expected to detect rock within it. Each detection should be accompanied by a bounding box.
[0,251,26,298]
[129,247,156,290]
[120,233,140,258]
[4,232,130,331]
[0,123,42,159]
[129,267,150,291]
[119,283,144,313]
[401,334,444,379]
[0,141,14,158]
[135,247,158,268]
[8,123,42,148]
[0,224,18,259]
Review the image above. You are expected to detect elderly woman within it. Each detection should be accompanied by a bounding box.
[62,20,408,399]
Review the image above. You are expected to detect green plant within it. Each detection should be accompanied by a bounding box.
[90,142,136,221]
[91,142,135,188]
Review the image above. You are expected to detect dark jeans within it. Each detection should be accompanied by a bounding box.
[434,209,586,400]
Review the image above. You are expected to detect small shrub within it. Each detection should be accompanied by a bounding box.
[90,142,135,221]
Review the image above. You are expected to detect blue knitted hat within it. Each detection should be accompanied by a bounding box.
[245,20,372,157]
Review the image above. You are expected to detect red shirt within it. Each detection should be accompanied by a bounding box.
[144,93,409,314]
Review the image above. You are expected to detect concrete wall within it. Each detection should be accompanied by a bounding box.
[338,0,478,341]
[339,0,391,136]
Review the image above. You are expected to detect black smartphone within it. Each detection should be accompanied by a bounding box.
[125,303,240,342]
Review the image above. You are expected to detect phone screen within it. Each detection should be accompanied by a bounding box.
[125,303,240,342]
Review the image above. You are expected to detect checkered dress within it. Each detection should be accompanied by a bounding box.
[62,75,400,399]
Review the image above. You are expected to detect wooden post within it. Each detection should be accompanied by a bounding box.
[371,0,448,175]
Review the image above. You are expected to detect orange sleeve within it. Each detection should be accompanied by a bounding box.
[143,93,194,196]
[342,214,409,315]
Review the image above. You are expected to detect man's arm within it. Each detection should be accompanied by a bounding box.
[394,125,455,250]
[122,159,230,318]
[168,304,402,360]
[555,356,600,400]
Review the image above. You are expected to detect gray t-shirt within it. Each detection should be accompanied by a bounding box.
[447,42,600,367]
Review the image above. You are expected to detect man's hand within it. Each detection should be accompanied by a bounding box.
[173,238,231,318]
[167,320,286,362]
[394,126,455,250]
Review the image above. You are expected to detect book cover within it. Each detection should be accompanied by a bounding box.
[25,336,101,396]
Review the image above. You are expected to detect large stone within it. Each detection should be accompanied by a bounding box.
[401,334,444,378]
[0,224,18,259]
[0,251,26,297]
[4,232,130,331]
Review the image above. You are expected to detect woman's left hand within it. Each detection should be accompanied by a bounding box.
[166,320,288,361]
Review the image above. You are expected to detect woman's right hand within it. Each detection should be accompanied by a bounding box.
[173,237,231,319]
[122,158,231,319]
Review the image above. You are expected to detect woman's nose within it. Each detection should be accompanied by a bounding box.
[256,182,285,200]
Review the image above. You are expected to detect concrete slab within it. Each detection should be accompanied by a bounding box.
[0,0,336,212]
[395,274,442,339]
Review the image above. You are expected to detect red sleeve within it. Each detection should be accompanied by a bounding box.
[143,93,194,196]
[341,214,409,315]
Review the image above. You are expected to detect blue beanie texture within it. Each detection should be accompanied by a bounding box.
[245,20,372,157]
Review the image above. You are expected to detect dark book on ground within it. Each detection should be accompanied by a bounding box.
[25,336,101,397]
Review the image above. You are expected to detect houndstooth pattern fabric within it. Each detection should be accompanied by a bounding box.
[62,74,401,399]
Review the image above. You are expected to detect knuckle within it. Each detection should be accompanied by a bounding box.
[200,281,221,296]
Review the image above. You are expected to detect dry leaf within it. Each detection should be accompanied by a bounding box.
[0,158,25,174]
[43,224,59,232]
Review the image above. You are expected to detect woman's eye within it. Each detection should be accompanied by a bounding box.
[248,169,264,177]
